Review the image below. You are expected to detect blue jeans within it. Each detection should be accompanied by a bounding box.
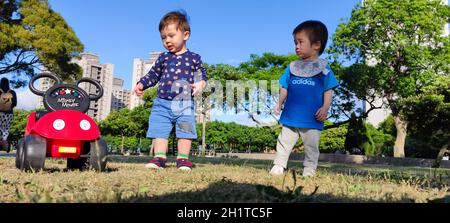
[147,97,197,139]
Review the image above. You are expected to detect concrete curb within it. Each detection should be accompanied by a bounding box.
[217,153,450,169]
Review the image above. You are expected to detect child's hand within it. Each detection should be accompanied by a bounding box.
[315,106,329,122]
[191,80,206,96]
[273,103,282,115]
[133,83,144,97]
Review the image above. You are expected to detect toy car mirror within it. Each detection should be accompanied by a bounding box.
[29,72,62,96]
[75,78,104,101]
[30,73,104,113]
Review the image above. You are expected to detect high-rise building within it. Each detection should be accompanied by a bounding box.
[111,77,131,111]
[130,52,161,109]
[72,53,114,121]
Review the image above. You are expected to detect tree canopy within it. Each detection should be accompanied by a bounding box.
[401,75,450,151]
[0,0,84,86]
[329,0,450,157]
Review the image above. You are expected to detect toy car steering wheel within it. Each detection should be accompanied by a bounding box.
[29,72,103,113]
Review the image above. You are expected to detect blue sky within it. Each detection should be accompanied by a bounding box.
[47,0,361,90]
[17,0,363,118]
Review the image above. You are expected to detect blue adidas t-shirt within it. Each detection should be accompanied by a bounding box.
[279,64,339,130]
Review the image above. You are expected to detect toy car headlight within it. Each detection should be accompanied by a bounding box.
[80,120,91,131]
[53,119,65,130]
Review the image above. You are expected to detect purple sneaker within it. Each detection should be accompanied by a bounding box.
[176,158,193,171]
[145,157,166,169]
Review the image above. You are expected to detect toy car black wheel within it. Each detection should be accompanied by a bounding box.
[15,138,25,169]
[87,138,108,172]
[67,157,87,170]
[22,135,47,172]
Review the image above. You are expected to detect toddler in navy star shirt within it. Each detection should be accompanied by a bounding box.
[134,10,207,171]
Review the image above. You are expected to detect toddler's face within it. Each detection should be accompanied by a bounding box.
[160,23,190,54]
[294,31,321,60]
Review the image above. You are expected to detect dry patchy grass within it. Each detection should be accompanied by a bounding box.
[0,154,449,203]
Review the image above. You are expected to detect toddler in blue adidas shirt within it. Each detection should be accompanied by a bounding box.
[270,20,339,177]
[133,11,207,171]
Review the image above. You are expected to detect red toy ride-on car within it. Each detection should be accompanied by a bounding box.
[16,73,108,172]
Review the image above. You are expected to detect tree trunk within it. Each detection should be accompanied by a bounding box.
[433,143,450,167]
[393,115,407,158]
[201,111,206,158]
[196,94,208,158]
[121,135,125,155]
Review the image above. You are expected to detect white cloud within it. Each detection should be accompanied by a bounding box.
[15,87,39,111]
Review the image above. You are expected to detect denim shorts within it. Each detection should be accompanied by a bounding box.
[147,97,197,139]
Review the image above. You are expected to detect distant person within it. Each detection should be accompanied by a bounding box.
[270,21,339,177]
[0,77,17,150]
[443,152,449,161]
[133,11,207,171]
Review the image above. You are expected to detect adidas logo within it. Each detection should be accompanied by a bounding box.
[292,79,315,86]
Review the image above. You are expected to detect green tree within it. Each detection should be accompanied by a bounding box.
[330,0,450,157]
[239,53,297,80]
[99,109,139,154]
[0,0,83,85]
[204,54,297,127]
[128,105,151,138]
[320,124,348,154]
[205,121,228,151]
[401,75,450,158]
[344,113,375,155]
[251,127,278,153]
[378,115,396,136]
[141,87,157,108]
[100,88,155,153]
[239,53,298,126]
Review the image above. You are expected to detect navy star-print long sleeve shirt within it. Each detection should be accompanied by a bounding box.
[138,50,208,100]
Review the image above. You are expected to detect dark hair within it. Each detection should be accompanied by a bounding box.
[159,10,190,33]
[292,20,328,55]
[0,78,10,92]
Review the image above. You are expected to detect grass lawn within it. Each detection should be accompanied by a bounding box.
[0,153,449,203]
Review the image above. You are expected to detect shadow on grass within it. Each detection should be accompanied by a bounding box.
[23,167,120,174]
[311,163,450,190]
[119,178,422,203]
[196,157,450,190]
[110,155,450,190]
[45,167,119,173]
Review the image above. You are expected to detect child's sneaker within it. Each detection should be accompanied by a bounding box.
[145,157,166,169]
[269,164,285,176]
[302,167,316,177]
[176,158,193,171]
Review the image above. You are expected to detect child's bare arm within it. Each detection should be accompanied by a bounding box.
[274,88,288,115]
[315,89,333,122]
[279,88,288,105]
[134,55,164,97]
[191,80,207,96]
[323,89,333,109]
